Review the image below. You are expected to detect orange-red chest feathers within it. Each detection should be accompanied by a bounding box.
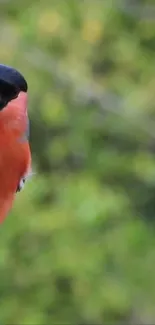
[0,91,31,222]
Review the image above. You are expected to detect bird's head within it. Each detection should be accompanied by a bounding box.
[0,64,27,110]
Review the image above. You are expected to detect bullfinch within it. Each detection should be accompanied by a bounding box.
[0,64,32,223]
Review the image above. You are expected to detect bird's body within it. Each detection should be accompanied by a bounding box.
[0,65,31,223]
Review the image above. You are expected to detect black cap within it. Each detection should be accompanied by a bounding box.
[0,64,28,110]
[0,64,27,92]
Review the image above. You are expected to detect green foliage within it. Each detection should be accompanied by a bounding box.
[0,0,155,323]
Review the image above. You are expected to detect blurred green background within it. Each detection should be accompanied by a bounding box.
[1,0,155,323]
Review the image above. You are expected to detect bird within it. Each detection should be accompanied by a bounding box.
[0,64,32,223]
